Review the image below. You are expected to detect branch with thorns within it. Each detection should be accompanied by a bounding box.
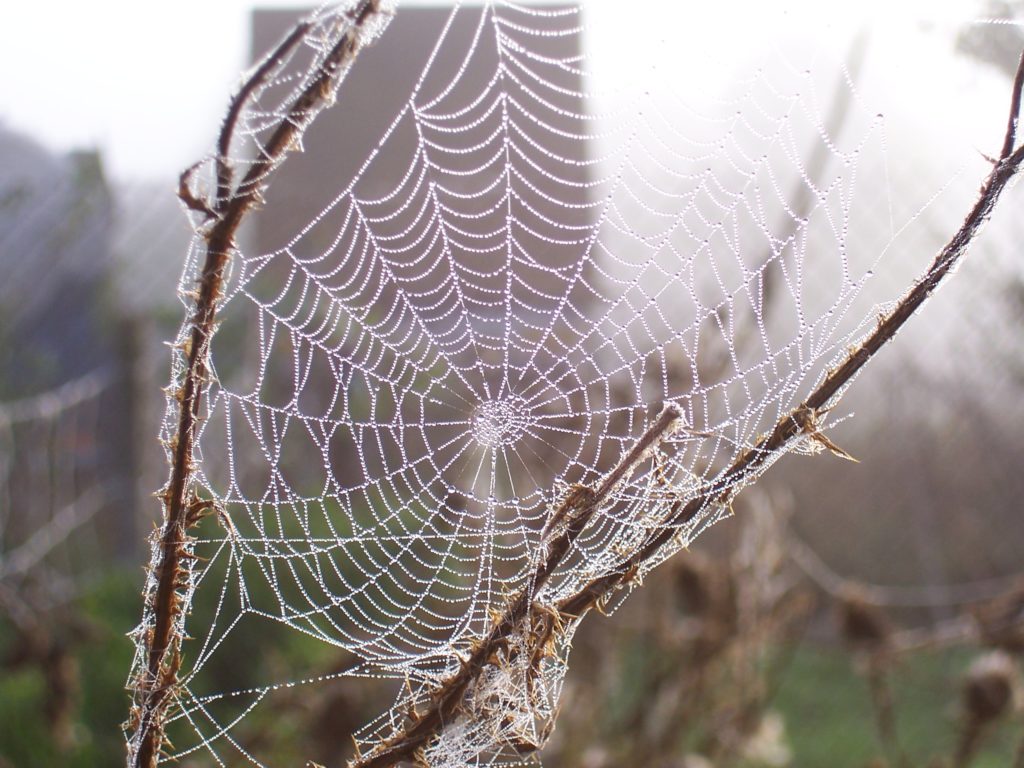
[125,4,389,766]
[349,404,684,768]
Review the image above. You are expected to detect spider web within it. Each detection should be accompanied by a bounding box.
[131,2,913,764]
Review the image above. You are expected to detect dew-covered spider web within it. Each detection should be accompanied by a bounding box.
[127,2,985,764]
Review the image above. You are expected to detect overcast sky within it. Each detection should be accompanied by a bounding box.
[0,1,1014,182]
[0,0,307,179]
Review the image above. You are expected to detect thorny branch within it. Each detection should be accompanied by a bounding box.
[559,49,1024,619]
[350,50,1024,768]
[125,3,387,766]
[350,405,684,768]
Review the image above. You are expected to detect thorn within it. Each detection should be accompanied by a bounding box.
[793,405,859,462]
[977,148,999,166]
[812,431,859,463]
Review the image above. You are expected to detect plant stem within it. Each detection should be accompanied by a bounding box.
[126,4,385,766]
[350,405,684,768]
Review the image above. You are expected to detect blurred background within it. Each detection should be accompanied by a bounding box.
[1,1,1023,766]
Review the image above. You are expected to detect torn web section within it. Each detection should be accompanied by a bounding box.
[148,3,901,765]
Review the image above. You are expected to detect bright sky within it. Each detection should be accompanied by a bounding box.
[0,1,1011,182]
[0,0,305,179]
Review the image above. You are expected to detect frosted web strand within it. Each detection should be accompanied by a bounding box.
[139,3,933,764]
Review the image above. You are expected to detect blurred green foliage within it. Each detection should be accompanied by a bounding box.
[775,646,1019,768]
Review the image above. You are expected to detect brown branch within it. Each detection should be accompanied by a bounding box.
[126,4,386,767]
[558,48,1024,623]
[215,20,312,204]
[350,405,683,768]
[1001,50,1024,160]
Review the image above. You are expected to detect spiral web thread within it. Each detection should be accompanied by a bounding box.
[132,3,907,764]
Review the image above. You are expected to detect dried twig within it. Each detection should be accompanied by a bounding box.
[349,405,684,768]
[1002,51,1024,159]
[126,4,387,766]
